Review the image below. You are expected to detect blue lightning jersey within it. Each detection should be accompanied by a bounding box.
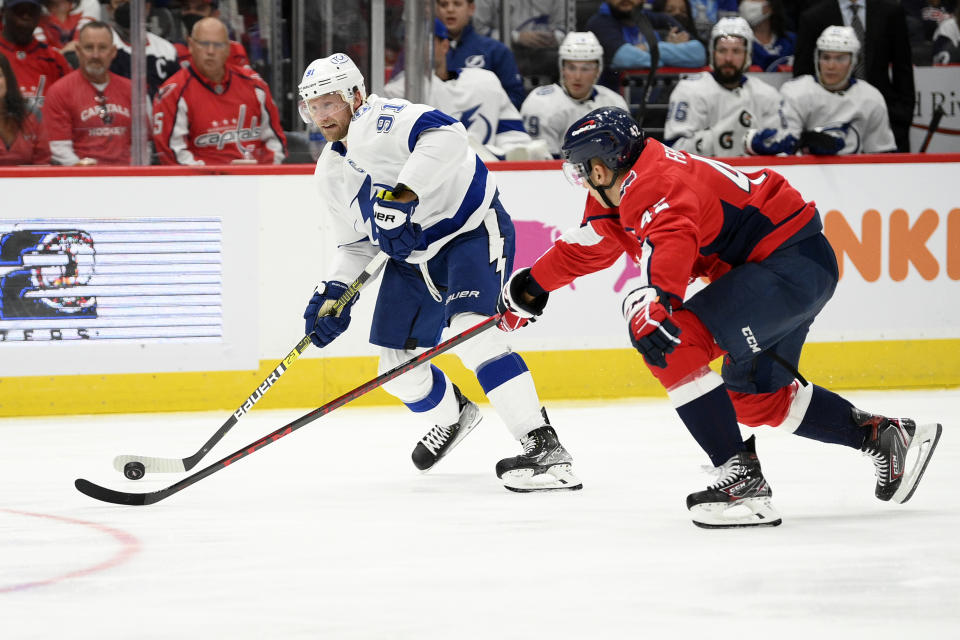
[314,94,497,281]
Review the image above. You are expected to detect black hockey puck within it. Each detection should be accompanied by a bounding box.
[124,461,146,480]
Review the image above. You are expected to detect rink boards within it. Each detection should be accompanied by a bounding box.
[0,156,958,416]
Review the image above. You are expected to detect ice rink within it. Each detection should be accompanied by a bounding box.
[1,388,957,639]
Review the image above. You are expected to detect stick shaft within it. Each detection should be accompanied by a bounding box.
[112,252,388,474]
[78,314,500,505]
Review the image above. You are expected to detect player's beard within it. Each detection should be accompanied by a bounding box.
[713,64,742,87]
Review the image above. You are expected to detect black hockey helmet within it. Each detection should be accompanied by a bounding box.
[560,107,645,187]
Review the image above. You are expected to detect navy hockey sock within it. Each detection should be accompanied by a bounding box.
[793,385,865,449]
[675,385,745,467]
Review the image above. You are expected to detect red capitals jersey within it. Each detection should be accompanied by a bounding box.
[530,139,820,307]
[43,70,134,165]
[0,34,71,108]
[152,64,287,165]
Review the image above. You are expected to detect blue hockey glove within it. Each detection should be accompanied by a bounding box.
[373,190,422,261]
[747,128,797,155]
[303,281,357,348]
[497,268,550,331]
[622,286,681,368]
[800,130,845,155]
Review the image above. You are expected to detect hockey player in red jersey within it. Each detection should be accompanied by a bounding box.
[152,17,285,165]
[498,106,942,528]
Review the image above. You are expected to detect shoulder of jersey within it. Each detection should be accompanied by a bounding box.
[457,66,501,86]
[533,84,557,96]
[147,32,178,59]
[779,75,815,95]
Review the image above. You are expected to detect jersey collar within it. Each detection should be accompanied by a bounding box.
[187,64,233,95]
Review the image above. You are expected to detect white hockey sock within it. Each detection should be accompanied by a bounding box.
[481,363,543,439]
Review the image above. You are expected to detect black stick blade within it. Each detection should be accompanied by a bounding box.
[74,478,158,506]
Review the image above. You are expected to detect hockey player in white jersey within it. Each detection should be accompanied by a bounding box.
[383,19,550,162]
[778,26,896,155]
[519,31,628,158]
[298,53,581,492]
[664,17,790,157]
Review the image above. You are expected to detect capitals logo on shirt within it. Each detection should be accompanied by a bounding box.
[195,103,260,154]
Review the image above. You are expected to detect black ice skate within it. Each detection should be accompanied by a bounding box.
[686,435,781,529]
[411,385,481,472]
[855,408,942,504]
[495,409,582,492]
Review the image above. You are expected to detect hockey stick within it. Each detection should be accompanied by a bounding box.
[76,313,501,505]
[111,251,389,478]
[919,104,946,153]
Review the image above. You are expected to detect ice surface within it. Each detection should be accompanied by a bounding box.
[1,389,957,639]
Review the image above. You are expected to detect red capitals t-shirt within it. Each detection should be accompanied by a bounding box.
[43,70,133,165]
[152,64,287,165]
[0,113,50,165]
[530,139,820,307]
[0,34,71,107]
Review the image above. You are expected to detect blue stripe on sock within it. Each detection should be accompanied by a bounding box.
[404,365,447,413]
[476,352,528,393]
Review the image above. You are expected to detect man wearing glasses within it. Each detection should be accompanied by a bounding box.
[43,21,136,166]
[152,17,286,165]
[519,31,628,158]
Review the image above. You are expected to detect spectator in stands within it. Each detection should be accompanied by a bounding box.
[0,52,49,164]
[437,0,526,109]
[654,0,708,44]
[171,0,251,71]
[664,17,785,156]
[152,17,285,165]
[586,0,707,91]
[689,0,740,40]
[105,0,178,98]
[793,0,914,152]
[740,0,797,70]
[932,7,960,63]
[0,0,71,113]
[521,31,629,156]
[37,0,83,65]
[473,0,566,82]
[383,18,549,162]
[903,0,953,64]
[776,25,895,154]
[43,21,135,165]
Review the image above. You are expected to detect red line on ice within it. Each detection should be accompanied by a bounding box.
[0,508,141,593]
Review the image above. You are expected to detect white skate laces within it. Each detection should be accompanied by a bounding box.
[420,424,453,455]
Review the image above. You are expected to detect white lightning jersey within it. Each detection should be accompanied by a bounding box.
[780,75,896,154]
[665,71,784,157]
[520,83,628,157]
[383,68,531,157]
[314,94,496,280]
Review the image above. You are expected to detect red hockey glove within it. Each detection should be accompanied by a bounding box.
[497,268,549,331]
[622,286,682,368]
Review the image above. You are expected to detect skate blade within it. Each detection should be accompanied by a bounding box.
[689,497,782,529]
[502,464,583,493]
[892,422,942,504]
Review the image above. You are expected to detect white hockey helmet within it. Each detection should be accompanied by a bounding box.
[815,25,860,88]
[710,17,754,72]
[558,31,604,76]
[297,53,366,124]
